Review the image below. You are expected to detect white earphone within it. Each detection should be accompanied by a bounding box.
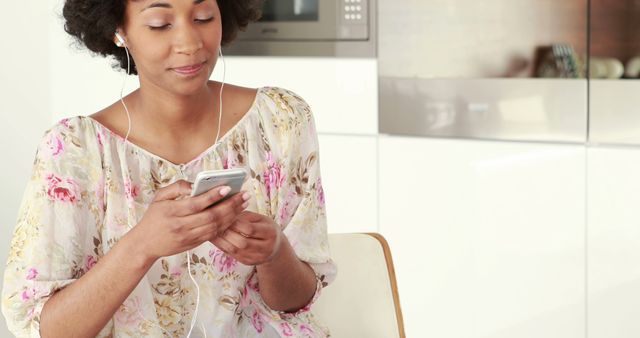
[115,32,126,47]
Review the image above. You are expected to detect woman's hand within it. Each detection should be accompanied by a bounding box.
[211,211,283,266]
[130,180,249,262]
[214,211,319,312]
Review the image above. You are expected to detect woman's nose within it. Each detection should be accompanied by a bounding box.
[173,25,203,55]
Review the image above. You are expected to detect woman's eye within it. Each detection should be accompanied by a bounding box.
[195,17,214,24]
[148,24,171,30]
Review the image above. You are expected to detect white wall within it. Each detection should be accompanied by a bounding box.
[0,2,53,337]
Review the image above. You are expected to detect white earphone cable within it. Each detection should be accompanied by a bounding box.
[185,256,201,338]
[120,42,132,143]
[185,47,226,338]
[215,48,225,145]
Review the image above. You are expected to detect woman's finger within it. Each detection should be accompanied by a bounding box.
[236,210,265,223]
[221,229,255,250]
[189,220,220,244]
[175,185,236,216]
[153,180,192,202]
[229,212,276,240]
[180,192,246,230]
[211,236,241,256]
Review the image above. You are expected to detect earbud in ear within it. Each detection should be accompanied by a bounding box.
[115,32,126,47]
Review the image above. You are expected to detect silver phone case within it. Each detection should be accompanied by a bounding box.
[191,168,247,197]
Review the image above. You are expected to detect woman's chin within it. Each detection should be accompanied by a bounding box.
[166,68,214,96]
[165,77,212,97]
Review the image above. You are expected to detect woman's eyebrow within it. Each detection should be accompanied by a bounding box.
[141,0,207,12]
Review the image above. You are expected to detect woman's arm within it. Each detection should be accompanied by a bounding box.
[212,212,318,313]
[39,181,246,337]
[256,237,317,312]
[40,230,154,337]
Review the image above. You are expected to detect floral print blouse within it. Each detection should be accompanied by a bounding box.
[2,87,336,338]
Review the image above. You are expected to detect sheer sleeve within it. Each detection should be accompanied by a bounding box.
[276,90,336,296]
[242,88,337,337]
[1,119,104,337]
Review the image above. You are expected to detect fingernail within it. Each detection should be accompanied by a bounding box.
[242,192,251,201]
[219,186,231,196]
[242,201,249,209]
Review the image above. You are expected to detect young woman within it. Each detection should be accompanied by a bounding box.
[1,0,335,337]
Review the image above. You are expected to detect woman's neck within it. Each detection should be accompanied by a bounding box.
[131,79,219,141]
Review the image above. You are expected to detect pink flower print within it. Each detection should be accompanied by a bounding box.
[21,290,31,301]
[114,296,143,327]
[250,309,264,333]
[280,322,294,336]
[85,255,97,271]
[239,286,251,308]
[209,248,237,273]
[278,191,297,225]
[59,118,70,128]
[223,156,238,170]
[124,179,140,203]
[300,324,315,336]
[170,265,182,278]
[95,176,105,210]
[45,174,79,203]
[97,131,105,150]
[45,133,64,158]
[316,178,325,207]
[26,268,38,280]
[26,307,36,320]
[277,202,290,225]
[106,215,127,233]
[21,286,37,302]
[246,276,260,293]
[263,151,286,198]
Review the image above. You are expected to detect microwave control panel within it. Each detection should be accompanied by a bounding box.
[340,0,369,40]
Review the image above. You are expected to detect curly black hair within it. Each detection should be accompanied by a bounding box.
[62,0,262,75]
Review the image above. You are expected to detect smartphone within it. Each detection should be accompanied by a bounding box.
[191,168,247,201]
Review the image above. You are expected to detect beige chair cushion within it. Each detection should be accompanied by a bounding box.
[313,233,404,338]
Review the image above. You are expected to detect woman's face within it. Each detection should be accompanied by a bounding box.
[121,0,222,96]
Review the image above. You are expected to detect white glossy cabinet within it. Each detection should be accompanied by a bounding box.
[587,147,640,338]
[379,136,586,338]
[213,56,378,135]
[318,134,378,234]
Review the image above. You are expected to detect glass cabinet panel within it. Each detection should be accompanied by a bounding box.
[378,0,588,142]
[588,0,640,145]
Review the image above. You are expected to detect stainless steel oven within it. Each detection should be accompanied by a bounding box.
[224,0,376,57]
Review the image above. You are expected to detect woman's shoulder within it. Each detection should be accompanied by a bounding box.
[251,87,319,151]
[42,116,97,145]
[36,115,102,167]
[218,83,310,117]
[260,86,311,109]
[257,86,314,125]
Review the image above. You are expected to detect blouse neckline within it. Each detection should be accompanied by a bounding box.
[85,87,263,169]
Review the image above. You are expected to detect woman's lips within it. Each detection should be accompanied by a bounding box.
[172,62,205,76]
